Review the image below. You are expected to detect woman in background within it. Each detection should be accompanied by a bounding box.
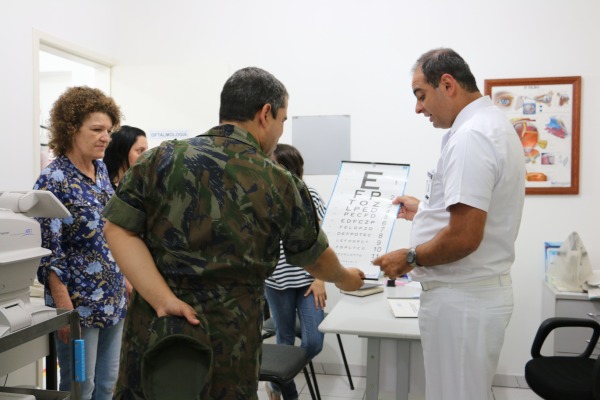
[103,125,148,189]
[34,86,127,400]
[264,144,327,400]
[103,125,148,301]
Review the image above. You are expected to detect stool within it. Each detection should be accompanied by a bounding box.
[260,343,317,400]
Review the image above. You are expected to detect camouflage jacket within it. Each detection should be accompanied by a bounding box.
[104,124,329,399]
[102,124,328,289]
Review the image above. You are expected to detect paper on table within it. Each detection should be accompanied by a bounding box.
[387,298,420,318]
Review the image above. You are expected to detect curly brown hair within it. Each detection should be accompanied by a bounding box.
[48,86,122,157]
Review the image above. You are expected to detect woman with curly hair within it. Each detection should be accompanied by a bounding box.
[33,86,127,400]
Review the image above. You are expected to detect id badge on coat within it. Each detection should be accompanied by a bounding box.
[424,170,434,203]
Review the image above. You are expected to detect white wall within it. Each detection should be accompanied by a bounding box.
[3,0,600,382]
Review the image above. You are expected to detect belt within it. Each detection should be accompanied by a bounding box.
[420,274,511,291]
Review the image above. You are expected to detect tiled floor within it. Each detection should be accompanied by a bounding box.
[257,373,543,400]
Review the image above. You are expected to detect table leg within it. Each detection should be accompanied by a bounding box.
[395,340,411,400]
[365,338,380,400]
[46,332,57,390]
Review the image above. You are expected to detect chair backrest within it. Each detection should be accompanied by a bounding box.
[525,317,600,400]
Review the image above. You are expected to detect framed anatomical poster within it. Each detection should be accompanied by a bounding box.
[484,76,581,194]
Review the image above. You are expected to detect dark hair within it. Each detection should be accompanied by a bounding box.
[219,67,288,123]
[104,125,146,188]
[48,86,122,156]
[413,48,479,93]
[273,143,304,179]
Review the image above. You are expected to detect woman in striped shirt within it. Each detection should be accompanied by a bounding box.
[265,144,327,400]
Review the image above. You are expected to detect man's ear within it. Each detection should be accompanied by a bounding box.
[439,73,457,96]
[258,103,272,126]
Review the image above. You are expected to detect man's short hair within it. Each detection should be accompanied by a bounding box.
[413,48,479,93]
[219,67,288,123]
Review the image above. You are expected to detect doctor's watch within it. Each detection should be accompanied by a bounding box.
[406,247,422,268]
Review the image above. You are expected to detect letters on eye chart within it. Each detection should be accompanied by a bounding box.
[322,161,410,279]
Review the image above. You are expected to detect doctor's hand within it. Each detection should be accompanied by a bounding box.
[372,249,413,280]
[393,195,420,221]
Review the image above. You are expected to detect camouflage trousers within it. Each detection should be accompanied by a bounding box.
[113,284,265,400]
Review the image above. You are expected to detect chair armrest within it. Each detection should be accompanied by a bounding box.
[531,317,600,358]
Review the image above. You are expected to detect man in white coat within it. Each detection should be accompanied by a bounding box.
[373,48,526,400]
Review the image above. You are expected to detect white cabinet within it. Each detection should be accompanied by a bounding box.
[0,309,80,400]
[542,281,600,356]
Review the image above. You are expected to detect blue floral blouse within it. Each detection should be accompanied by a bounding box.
[34,155,126,328]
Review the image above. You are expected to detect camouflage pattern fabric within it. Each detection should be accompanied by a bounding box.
[103,124,329,399]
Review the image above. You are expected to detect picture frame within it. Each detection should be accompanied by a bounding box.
[484,76,581,195]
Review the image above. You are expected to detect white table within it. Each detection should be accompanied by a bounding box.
[319,285,425,400]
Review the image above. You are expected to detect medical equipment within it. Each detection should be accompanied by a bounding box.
[0,191,70,337]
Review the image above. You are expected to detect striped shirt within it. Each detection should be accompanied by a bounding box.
[265,187,326,290]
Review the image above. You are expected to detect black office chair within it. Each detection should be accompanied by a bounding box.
[262,312,355,398]
[260,343,317,400]
[525,317,600,400]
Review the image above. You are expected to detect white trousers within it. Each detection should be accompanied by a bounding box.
[418,278,513,400]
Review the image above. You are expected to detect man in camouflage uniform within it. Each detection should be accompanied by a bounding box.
[103,67,364,400]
